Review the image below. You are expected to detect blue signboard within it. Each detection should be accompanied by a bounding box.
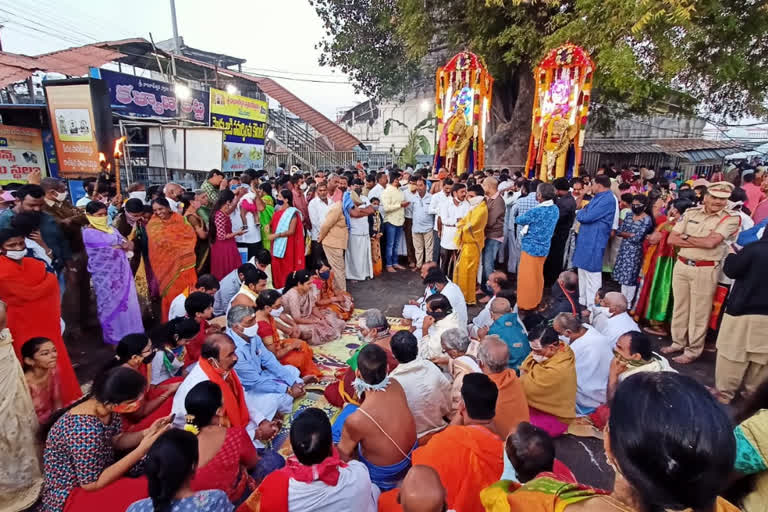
[41,129,59,177]
[90,68,209,123]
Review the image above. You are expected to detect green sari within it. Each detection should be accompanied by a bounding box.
[259,194,275,250]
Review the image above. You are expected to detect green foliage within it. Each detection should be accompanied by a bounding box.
[311,0,768,123]
[383,116,436,167]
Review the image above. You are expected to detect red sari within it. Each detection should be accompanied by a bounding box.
[121,364,182,432]
[190,427,258,503]
[0,256,81,405]
[270,208,305,289]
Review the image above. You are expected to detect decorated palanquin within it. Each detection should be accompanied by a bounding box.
[525,44,594,181]
[433,51,493,176]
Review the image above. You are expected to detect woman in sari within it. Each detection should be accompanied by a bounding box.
[258,182,275,251]
[485,373,739,512]
[254,289,322,379]
[83,201,143,346]
[369,197,384,276]
[147,198,198,321]
[181,191,210,275]
[110,333,181,432]
[633,198,694,335]
[0,300,43,512]
[312,263,354,320]
[0,228,81,406]
[209,189,246,281]
[269,189,306,289]
[281,270,345,345]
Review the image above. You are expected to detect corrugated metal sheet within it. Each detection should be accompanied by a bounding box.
[0,46,124,88]
[583,141,666,153]
[584,138,750,158]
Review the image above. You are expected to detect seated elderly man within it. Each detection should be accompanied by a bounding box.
[596,291,639,347]
[419,294,464,362]
[226,306,313,430]
[482,297,530,372]
[337,344,417,491]
[389,330,452,439]
[470,271,513,337]
[247,407,380,512]
[171,333,285,460]
[537,270,583,320]
[608,331,676,402]
[478,335,530,439]
[378,465,449,512]
[402,261,438,329]
[440,327,481,418]
[553,312,613,415]
[519,325,577,437]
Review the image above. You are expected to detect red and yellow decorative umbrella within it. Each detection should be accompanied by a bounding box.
[434,51,494,175]
[525,43,594,181]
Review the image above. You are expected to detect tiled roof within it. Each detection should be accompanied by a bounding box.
[0,46,123,88]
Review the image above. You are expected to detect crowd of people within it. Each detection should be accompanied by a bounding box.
[1,160,767,512]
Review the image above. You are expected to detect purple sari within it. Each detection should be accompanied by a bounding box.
[83,228,143,345]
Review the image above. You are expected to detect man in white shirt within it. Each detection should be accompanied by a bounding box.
[428,178,454,264]
[423,268,468,328]
[162,182,184,213]
[255,407,379,511]
[402,262,438,330]
[553,312,614,414]
[437,183,469,277]
[345,180,375,280]
[367,171,388,202]
[168,274,220,321]
[597,292,640,347]
[308,182,332,269]
[389,330,451,438]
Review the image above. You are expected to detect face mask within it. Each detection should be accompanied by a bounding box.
[55,191,68,202]
[270,306,284,317]
[129,191,147,203]
[208,358,230,379]
[532,354,550,363]
[559,335,571,345]
[86,215,111,232]
[4,249,26,260]
[428,310,447,321]
[372,205,380,211]
[631,205,645,214]
[243,324,260,337]
[319,271,330,280]
[170,345,186,359]
[276,199,284,207]
[400,179,409,186]
[429,286,438,295]
[113,397,143,414]
[300,183,308,191]
[230,185,239,191]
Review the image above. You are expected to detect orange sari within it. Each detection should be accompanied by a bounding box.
[0,256,82,405]
[257,316,322,378]
[318,271,354,320]
[147,213,198,320]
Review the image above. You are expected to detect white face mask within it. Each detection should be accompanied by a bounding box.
[243,324,260,337]
[4,249,26,260]
[300,183,308,191]
[270,306,284,317]
[55,191,68,202]
[400,179,409,186]
[129,191,147,203]
[532,354,550,363]
[558,335,571,345]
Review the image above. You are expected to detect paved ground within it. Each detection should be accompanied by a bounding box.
[64,266,720,491]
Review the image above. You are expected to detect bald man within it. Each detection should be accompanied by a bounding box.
[377,465,449,512]
[596,291,639,347]
[479,335,529,439]
[162,182,184,213]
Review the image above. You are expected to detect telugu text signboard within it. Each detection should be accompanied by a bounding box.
[94,68,209,122]
[209,87,268,171]
[0,125,47,183]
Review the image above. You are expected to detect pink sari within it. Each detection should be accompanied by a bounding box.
[281,287,345,345]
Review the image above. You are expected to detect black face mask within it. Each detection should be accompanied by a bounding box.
[142,349,157,365]
[428,310,447,321]
[631,205,645,215]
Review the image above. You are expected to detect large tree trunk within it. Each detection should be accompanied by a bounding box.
[486,63,535,169]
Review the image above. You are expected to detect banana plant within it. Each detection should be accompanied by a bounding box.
[383,116,436,167]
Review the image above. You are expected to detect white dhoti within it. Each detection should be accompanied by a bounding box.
[244,390,294,448]
[346,234,373,281]
[403,304,427,330]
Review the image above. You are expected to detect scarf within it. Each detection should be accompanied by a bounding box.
[284,448,348,486]
[272,207,298,258]
[342,190,354,228]
[197,357,250,428]
[86,214,114,233]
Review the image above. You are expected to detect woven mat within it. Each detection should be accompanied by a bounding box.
[271,309,407,456]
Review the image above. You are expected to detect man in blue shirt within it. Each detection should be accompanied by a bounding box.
[572,175,616,307]
[226,305,309,426]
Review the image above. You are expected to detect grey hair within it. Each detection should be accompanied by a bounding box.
[227,305,256,327]
[361,308,389,331]
[440,327,471,353]
[554,312,581,333]
[478,335,509,373]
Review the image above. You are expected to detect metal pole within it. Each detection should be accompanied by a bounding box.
[169,0,179,76]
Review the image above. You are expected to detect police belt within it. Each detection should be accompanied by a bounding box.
[677,256,717,267]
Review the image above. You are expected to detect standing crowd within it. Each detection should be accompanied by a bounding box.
[1,160,768,512]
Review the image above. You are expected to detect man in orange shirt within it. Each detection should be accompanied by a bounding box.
[478,335,530,439]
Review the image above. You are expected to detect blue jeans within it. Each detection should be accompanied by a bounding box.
[383,222,403,267]
[250,448,286,482]
[481,239,502,294]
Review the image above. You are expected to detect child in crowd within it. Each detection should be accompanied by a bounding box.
[22,337,63,424]
[149,317,200,385]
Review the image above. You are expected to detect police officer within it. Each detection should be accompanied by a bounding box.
[663,181,741,364]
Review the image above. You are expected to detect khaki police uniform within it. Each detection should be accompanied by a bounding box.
[669,192,740,359]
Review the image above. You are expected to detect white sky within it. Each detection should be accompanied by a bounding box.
[0,0,366,119]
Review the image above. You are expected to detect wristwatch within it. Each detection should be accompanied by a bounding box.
[682,234,690,240]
